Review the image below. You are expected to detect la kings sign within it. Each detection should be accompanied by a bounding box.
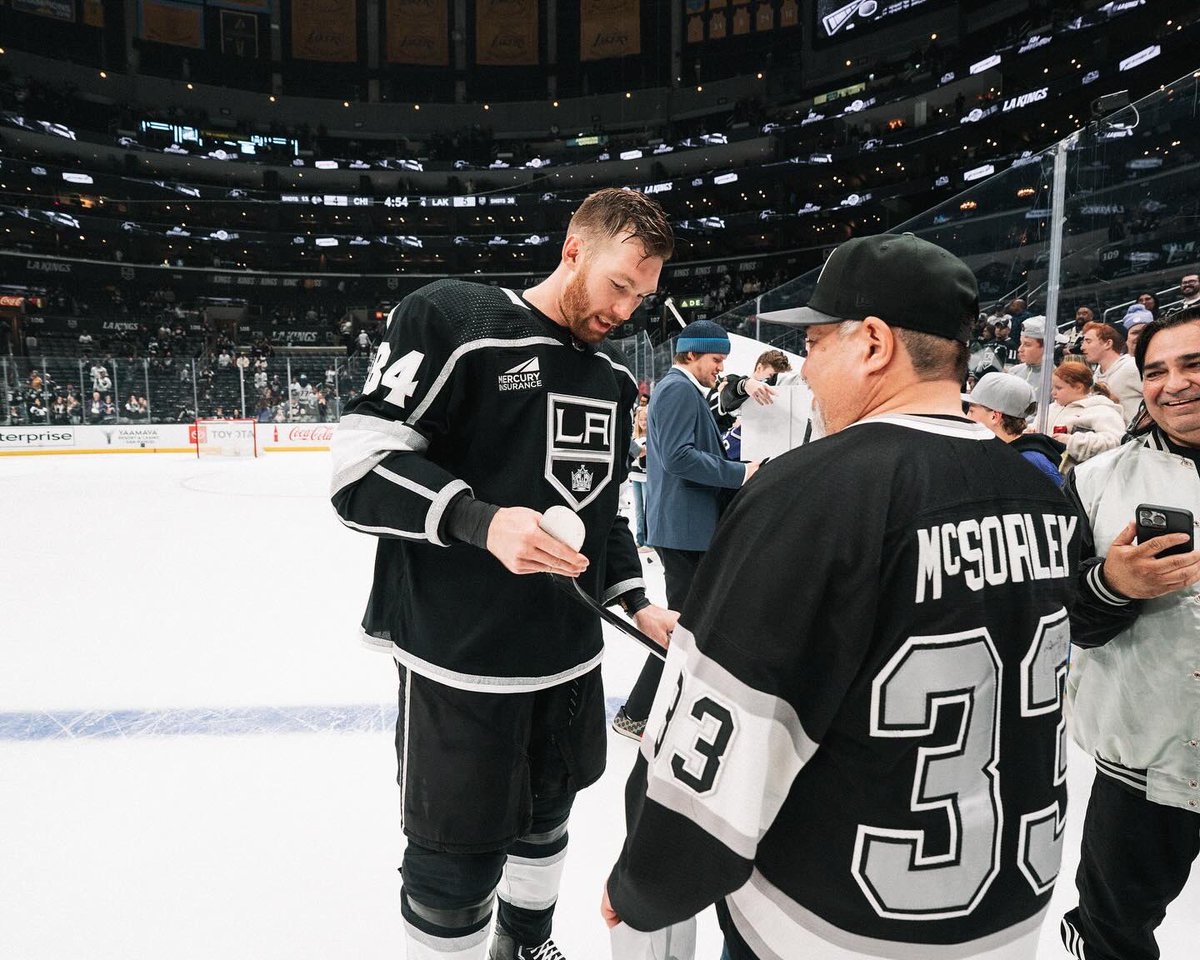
[545,393,616,510]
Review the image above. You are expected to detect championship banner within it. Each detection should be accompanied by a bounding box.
[83,0,105,27]
[580,0,640,62]
[780,0,799,28]
[209,0,272,10]
[756,3,774,31]
[292,0,358,62]
[709,9,727,40]
[140,0,205,49]
[475,0,538,67]
[220,9,260,57]
[386,0,449,66]
[12,0,75,21]
[687,14,704,43]
[733,6,750,34]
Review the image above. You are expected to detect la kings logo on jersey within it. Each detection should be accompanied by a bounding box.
[545,393,616,510]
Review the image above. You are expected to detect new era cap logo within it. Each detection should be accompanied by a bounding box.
[499,357,542,392]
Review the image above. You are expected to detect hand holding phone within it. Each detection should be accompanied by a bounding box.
[1135,503,1195,558]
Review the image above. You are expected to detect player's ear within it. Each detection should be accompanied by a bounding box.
[562,233,584,269]
[861,316,895,371]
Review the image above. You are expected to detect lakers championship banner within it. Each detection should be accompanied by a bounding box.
[140,0,205,49]
[12,0,75,21]
[780,0,799,28]
[733,5,750,34]
[221,9,260,57]
[209,0,272,10]
[83,0,105,28]
[476,0,538,67]
[580,0,640,62]
[756,3,773,31]
[292,0,358,62]
[386,0,449,65]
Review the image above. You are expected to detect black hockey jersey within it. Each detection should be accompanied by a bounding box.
[331,280,644,691]
[608,415,1080,958]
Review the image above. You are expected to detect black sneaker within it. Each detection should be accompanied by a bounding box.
[490,932,567,960]
[611,707,646,740]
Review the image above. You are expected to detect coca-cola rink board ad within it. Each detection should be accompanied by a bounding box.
[0,423,336,456]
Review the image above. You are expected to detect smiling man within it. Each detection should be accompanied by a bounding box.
[1061,305,1200,960]
[604,233,1079,960]
[331,188,677,960]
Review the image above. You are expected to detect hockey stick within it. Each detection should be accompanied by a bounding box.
[547,574,666,661]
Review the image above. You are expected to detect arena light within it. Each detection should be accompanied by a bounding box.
[713,172,739,185]
[960,200,978,210]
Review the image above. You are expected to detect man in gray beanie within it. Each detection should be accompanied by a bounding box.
[1010,315,1047,390]
[612,319,760,738]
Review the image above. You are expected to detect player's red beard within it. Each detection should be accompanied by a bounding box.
[559,266,620,344]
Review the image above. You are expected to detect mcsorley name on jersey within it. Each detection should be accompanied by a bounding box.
[545,392,616,510]
[499,357,543,392]
[916,512,1077,603]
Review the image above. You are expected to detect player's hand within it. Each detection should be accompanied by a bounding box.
[601,887,621,929]
[745,378,776,405]
[633,604,678,650]
[1100,521,1200,600]
[743,460,762,483]
[486,507,589,577]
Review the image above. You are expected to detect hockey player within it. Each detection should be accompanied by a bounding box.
[604,234,1081,959]
[331,188,678,960]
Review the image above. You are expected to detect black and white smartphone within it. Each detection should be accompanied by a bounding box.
[1135,503,1196,558]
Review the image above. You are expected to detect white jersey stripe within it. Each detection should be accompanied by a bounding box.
[729,869,1048,960]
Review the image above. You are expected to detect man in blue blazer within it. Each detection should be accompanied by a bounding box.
[613,320,759,737]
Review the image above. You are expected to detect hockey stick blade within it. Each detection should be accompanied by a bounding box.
[548,574,666,661]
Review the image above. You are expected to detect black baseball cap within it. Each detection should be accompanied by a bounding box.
[791,233,979,343]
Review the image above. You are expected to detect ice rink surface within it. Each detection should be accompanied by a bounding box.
[1,452,1197,959]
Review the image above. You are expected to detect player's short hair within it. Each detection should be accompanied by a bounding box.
[755,349,792,374]
[569,188,674,262]
[1082,321,1124,352]
[894,327,970,383]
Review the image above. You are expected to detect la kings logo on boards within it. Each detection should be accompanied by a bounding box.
[499,357,543,392]
[545,393,616,510]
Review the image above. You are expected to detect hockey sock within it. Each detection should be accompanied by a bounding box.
[402,887,494,960]
[496,816,570,946]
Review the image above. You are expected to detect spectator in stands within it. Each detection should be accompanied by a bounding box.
[1059,307,1200,960]
[355,328,371,355]
[27,396,48,423]
[65,394,80,424]
[1010,316,1047,389]
[88,391,103,422]
[50,395,68,425]
[124,394,141,421]
[1136,292,1160,319]
[1004,297,1032,339]
[29,369,43,394]
[94,367,112,395]
[78,330,93,351]
[1126,316,1150,356]
[966,373,1064,487]
[1178,272,1200,310]
[1067,305,1096,355]
[993,316,1015,353]
[1042,361,1127,471]
[1082,321,1143,423]
[969,323,1006,379]
[102,395,117,423]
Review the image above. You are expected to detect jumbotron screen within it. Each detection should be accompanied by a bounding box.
[813,0,952,45]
